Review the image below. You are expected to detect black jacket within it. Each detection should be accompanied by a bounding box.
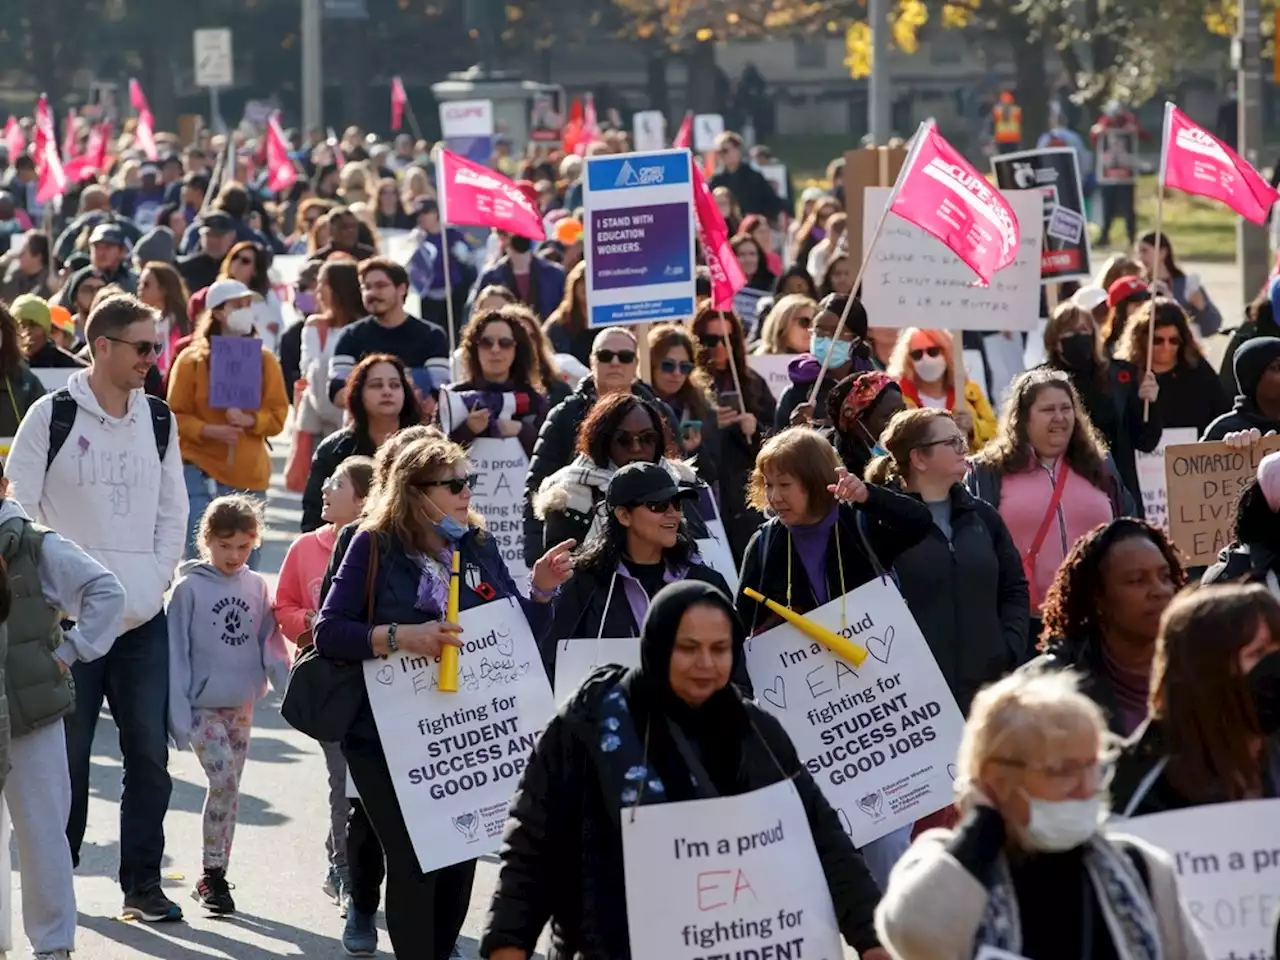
[892,484,1030,714]
[1033,637,1131,737]
[176,251,221,295]
[736,487,934,636]
[1203,396,1280,440]
[708,165,785,220]
[522,376,678,565]
[710,367,776,563]
[1153,360,1230,436]
[278,317,305,402]
[478,666,882,959]
[301,428,376,532]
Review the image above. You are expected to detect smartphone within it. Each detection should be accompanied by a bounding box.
[717,391,741,409]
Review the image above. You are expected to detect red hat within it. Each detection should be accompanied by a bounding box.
[1106,275,1151,309]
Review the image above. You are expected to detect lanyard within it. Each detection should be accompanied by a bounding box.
[786,521,848,630]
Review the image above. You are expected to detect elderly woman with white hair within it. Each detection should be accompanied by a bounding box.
[875,669,1207,960]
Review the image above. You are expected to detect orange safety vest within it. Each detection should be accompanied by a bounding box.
[993,103,1022,143]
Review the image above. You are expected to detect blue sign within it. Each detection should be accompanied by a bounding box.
[582,149,696,327]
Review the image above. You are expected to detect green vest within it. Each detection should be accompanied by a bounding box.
[0,516,73,739]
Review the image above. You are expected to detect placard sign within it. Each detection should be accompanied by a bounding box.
[991,146,1092,284]
[747,354,794,403]
[208,336,263,409]
[553,637,640,700]
[1135,428,1197,533]
[860,186,1043,330]
[621,780,845,960]
[1165,437,1280,567]
[466,437,530,585]
[744,578,965,846]
[362,597,555,872]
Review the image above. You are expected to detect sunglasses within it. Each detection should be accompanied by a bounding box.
[418,474,479,495]
[233,254,256,267]
[615,429,659,450]
[594,349,637,364]
[909,346,943,362]
[793,314,814,329]
[659,359,695,375]
[480,336,515,350]
[698,333,730,348]
[105,336,160,358]
[915,435,968,454]
[1152,336,1182,347]
[639,498,681,513]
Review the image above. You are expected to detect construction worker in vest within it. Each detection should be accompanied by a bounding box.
[993,92,1022,153]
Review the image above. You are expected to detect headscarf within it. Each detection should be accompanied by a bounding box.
[838,370,894,431]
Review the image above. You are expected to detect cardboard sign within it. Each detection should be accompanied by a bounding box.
[860,186,1043,331]
[991,146,1093,284]
[1120,799,1280,959]
[758,163,788,200]
[467,437,530,585]
[1096,127,1139,185]
[621,780,845,960]
[1135,428,1198,533]
[632,110,666,152]
[747,354,794,403]
[744,578,965,846]
[362,597,555,872]
[694,487,740,593]
[692,114,724,153]
[208,336,263,410]
[1164,437,1280,567]
[553,637,640,700]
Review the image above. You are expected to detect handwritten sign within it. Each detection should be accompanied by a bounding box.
[208,336,263,410]
[553,637,640,700]
[1165,437,1280,567]
[860,186,1043,331]
[362,597,555,872]
[1135,428,1197,533]
[621,779,844,960]
[468,437,530,585]
[1119,799,1280,959]
[744,578,965,846]
[747,354,794,403]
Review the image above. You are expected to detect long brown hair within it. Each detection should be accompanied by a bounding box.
[648,323,714,420]
[690,303,768,413]
[1114,298,1204,373]
[218,241,269,295]
[502,303,560,391]
[360,435,483,554]
[1151,584,1280,802]
[1045,302,1109,389]
[865,408,955,485]
[140,261,192,336]
[317,260,363,328]
[459,306,542,391]
[545,261,587,335]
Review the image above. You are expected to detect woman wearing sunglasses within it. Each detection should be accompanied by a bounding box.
[754,293,819,356]
[887,328,996,452]
[314,434,575,959]
[167,278,289,563]
[647,324,718,485]
[218,241,284,353]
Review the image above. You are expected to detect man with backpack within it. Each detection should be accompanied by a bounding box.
[5,293,189,924]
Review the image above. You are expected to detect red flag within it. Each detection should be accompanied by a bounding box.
[573,94,602,157]
[3,116,24,158]
[61,107,80,161]
[1161,103,1278,226]
[266,113,298,193]
[672,111,694,149]
[64,122,111,181]
[391,77,408,132]
[563,97,585,154]
[692,164,747,309]
[33,96,67,204]
[888,121,1020,286]
[129,77,151,115]
[128,78,158,160]
[437,148,546,239]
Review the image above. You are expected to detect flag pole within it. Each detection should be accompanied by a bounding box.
[807,120,931,408]
[720,310,748,414]
[403,97,425,144]
[1145,102,1172,423]
[437,151,457,361]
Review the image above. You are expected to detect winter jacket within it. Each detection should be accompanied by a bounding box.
[892,484,1029,714]
[737,487,934,637]
[1032,637,1133,737]
[1205,335,1280,439]
[301,428,376,533]
[709,164,786,220]
[0,363,45,440]
[704,366,776,562]
[478,666,883,959]
[1203,397,1280,440]
[963,455,1139,520]
[470,255,565,322]
[774,352,876,431]
[1202,541,1278,587]
[522,376,678,565]
[1154,360,1230,436]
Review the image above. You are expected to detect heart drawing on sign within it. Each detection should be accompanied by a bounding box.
[947,763,958,781]
[375,664,395,686]
[867,625,896,665]
[762,676,787,710]
[495,627,514,657]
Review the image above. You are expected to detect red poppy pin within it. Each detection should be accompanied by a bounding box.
[1116,369,1131,384]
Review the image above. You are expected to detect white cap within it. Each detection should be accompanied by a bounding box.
[1071,286,1108,312]
[206,278,254,310]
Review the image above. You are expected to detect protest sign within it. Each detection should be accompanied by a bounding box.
[747,354,794,403]
[553,637,640,700]
[467,437,530,585]
[363,597,555,872]
[744,578,965,846]
[991,146,1092,284]
[1135,428,1197,533]
[692,114,724,153]
[583,150,696,327]
[621,779,844,960]
[31,368,75,392]
[982,331,1026,407]
[440,99,494,166]
[1096,126,1139,185]
[860,186,1043,330]
[732,287,770,331]
[529,90,564,143]
[1120,798,1280,959]
[694,487,740,593]
[1165,437,1280,567]
[758,163,788,200]
[208,336,263,409]
[632,111,666,152]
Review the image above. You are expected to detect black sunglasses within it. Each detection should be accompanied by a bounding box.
[417,474,479,495]
[909,346,943,362]
[698,333,730,348]
[233,254,256,266]
[594,349,636,364]
[615,429,659,450]
[639,497,681,513]
[659,359,695,375]
[479,336,515,350]
[105,336,160,358]
[793,313,814,329]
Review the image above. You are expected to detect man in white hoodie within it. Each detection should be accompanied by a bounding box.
[6,293,189,923]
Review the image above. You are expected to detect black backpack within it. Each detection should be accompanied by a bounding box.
[45,388,171,470]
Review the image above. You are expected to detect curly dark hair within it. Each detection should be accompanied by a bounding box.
[1038,518,1187,651]
[459,306,542,391]
[572,506,697,575]
[346,352,422,442]
[1114,297,1203,374]
[574,393,676,467]
[1232,478,1280,550]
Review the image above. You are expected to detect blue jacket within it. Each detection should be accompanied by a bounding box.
[470,255,565,322]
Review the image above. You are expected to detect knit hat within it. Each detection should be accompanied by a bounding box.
[1258,452,1280,512]
[134,226,176,265]
[1233,336,1280,401]
[49,304,76,335]
[10,294,51,333]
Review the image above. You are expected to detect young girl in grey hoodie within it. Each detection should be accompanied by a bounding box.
[167,494,291,917]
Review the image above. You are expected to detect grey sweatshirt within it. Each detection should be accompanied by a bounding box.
[166,560,291,749]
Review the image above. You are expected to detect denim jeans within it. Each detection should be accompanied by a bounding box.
[64,611,172,897]
[183,461,264,570]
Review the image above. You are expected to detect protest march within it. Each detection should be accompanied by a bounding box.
[2,30,1280,960]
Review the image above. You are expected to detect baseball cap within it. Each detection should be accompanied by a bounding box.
[10,294,52,334]
[606,462,698,510]
[139,162,160,179]
[88,223,126,246]
[1106,275,1151,308]
[49,305,76,335]
[205,278,254,310]
[1071,285,1109,312]
[553,218,583,246]
[411,197,439,218]
[200,212,236,233]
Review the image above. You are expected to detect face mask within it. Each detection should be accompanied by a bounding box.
[434,513,469,544]
[913,355,948,383]
[1058,332,1095,370]
[1248,651,1280,735]
[223,307,254,335]
[858,421,888,457]
[508,235,533,254]
[294,291,316,316]
[811,335,852,369]
[1021,793,1103,852]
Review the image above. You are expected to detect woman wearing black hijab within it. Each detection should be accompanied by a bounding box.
[480,581,887,960]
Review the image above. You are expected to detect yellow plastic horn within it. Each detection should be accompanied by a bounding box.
[743,588,869,667]
[439,551,461,692]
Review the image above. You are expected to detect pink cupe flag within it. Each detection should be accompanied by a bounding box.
[32,96,67,204]
[266,113,298,193]
[62,106,79,161]
[888,121,1021,286]
[437,149,546,239]
[391,77,407,132]
[63,122,110,181]
[692,164,747,310]
[3,116,24,158]
[672,111,693,150]
[129,77,151,115]
[128,78,158,160]
[1162,103,1278,225]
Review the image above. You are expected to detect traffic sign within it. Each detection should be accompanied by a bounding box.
[193,29,234,88]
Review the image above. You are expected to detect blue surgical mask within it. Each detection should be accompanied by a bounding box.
[434,513,469,544]
[811,335,852,369]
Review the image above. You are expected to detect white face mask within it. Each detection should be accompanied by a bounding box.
[1021,793,1103,852]
[223,307,254,336]
[913,355,948,383]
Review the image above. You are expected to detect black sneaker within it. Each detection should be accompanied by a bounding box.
[122,886,184,922]
[192,869,236,914]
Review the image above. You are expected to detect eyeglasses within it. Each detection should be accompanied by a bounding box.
[615,429,659,451]
[639,498,681,513]
[698,333,730,348]
[1152,336,1182,348]
[990,755,1116,792]
[480,336,515,351]
[659,359,695,375]
[909,346,944,362]
[417,474,479,495]
[104,336,160,358]
[321,475,347,492]
[914,435,968,454]
[594,349,636,364]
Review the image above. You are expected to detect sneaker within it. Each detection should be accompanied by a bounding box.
[192,869,236,915]
[122,887,184,922]
[324,864,351,911]
[342,907,378,957]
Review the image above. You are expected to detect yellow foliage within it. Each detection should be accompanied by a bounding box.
[941,3,972,27]
[695,26,714,39]
[892,0,927,52]
[845,21,871,78]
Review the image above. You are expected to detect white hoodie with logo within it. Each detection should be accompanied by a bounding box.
[6,370,188,633]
